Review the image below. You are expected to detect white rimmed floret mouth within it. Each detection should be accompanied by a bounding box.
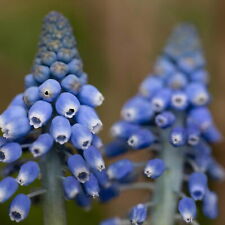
[183,212,193,223]
[76,170,90,183]
[152,99,164,112]
[172,134,182,144]
[192,187,204,200]
[188,136,199,145]
[90,192,99,199]
[56,135,68,145]
[0,150,6,162]
[65,108,76,118]
[9,208,25,222]
[90,120,103,134]
[144,167,154,178]
[96,160,105,172]
[194,93,208,105]
[29,113,45,129]
[30,147,42,157]
[121,108,136,121]
[156,116,166,126]
[172,95,187,107]
[144,169,152,178]
[42,89,52,98]
[2,123,13,139]
[128,135,138,147]
[130,219,138,225]
[64,104,79,118]
[0,149,9,162]
[94,93,104,106]
[79,138,91,150]
[16,176,26,186]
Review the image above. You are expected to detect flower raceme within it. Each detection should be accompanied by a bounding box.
[100,24,223,225]
[0,12,223,225]
[0,11,105,222]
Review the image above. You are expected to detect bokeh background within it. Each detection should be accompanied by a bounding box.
[0,0,224,224]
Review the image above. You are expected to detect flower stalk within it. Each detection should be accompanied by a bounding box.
[42,148,67,225]
[151,115,185,225]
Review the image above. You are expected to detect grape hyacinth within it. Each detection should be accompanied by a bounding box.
[100,24,224,225]
[0,11,105,224]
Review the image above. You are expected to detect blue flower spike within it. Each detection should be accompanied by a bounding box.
[178,197,197,223]
[101,24,222,225]
[0,11,105,222]
[9,194,31,222]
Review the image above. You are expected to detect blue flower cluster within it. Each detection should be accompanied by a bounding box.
[101,24,224,225]
[0,11,105,222]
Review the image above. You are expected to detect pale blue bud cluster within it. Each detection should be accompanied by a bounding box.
[100,24,223,225]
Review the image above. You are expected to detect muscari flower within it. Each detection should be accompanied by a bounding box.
[100,24,223,225]
[0,11,105,222]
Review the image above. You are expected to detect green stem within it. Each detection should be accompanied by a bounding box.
[42,148,67,225]
[151,117,185,225]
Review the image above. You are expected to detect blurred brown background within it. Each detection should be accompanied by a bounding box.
[0,0,224,224]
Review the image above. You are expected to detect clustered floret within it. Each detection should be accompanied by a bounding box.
[100,24,224,225]
[0,11,105,222]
